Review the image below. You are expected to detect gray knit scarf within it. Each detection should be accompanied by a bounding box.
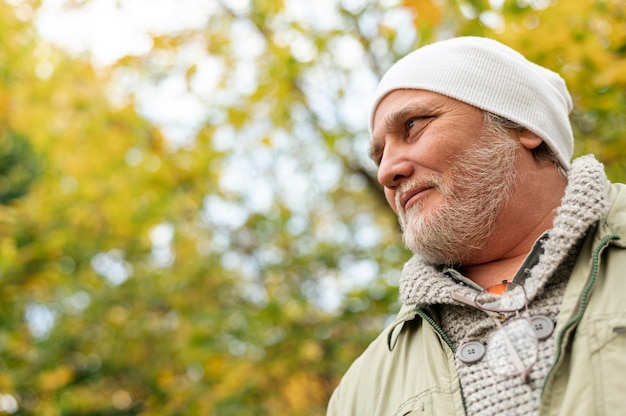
[397,155,609,416]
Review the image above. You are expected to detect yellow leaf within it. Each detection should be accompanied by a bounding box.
[402,0,442,25]
[283,371,326,411]
[300,340,323,362]
[39,366,74,391]
[593,59,626,87]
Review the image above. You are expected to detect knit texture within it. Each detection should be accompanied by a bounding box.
[398,155,609,415]
[369,37,574,169]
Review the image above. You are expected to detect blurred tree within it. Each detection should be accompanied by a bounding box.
[0,0,624,415]
[0,132,42,205]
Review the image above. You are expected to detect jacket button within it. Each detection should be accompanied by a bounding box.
[457,341,486,364]
[531,315,555,340]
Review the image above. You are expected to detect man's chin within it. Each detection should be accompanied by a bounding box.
[406,246,466,266]
[402,227,469,265]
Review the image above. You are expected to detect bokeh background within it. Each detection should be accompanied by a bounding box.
[1,0,625,414]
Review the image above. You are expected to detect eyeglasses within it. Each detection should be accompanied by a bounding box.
[451,281,554,384]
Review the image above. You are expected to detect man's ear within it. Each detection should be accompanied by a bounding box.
[517,129,543,150]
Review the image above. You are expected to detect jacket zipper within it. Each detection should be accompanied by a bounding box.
[414,308,456,352]
[542,233,619,396]
[414,307,468,412]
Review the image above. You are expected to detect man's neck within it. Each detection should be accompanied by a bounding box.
[459,252,533,289]
[460,210,559,288]
[460,195,563,288]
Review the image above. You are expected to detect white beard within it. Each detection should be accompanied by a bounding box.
[397,128,520,265]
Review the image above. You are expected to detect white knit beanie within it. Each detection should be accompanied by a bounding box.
[370,37,574,168]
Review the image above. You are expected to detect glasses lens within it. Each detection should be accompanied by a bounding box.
[475,282,526,312]
[485,318,538,377]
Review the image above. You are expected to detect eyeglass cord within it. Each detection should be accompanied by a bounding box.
[451,290,536,384]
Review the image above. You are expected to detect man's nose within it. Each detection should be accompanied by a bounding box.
[377,146,414,188]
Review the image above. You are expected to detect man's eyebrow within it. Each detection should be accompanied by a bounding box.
[383,102,436,132]
[382,106,412,134]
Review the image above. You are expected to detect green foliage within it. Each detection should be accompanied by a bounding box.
[0,132,42,205]
[0,0,624,414]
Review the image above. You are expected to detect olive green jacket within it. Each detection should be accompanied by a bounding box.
[327,182,626,416]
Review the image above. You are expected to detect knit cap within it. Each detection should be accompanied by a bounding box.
[370,37,574,168]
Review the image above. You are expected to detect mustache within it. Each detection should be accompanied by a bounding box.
[395,176,445,213]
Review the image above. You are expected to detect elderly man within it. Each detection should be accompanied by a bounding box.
[327,37,626,415]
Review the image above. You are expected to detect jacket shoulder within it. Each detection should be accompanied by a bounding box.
[327,305,464,416]
[327,305,418,415]
[604,182,626,242]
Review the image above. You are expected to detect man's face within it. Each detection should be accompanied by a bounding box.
[370,90,520,264]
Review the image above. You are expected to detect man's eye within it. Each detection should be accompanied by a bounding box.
[406,116,431,133]
[406,117,422,130]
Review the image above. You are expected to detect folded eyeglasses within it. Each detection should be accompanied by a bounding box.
[451,280,554,384]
